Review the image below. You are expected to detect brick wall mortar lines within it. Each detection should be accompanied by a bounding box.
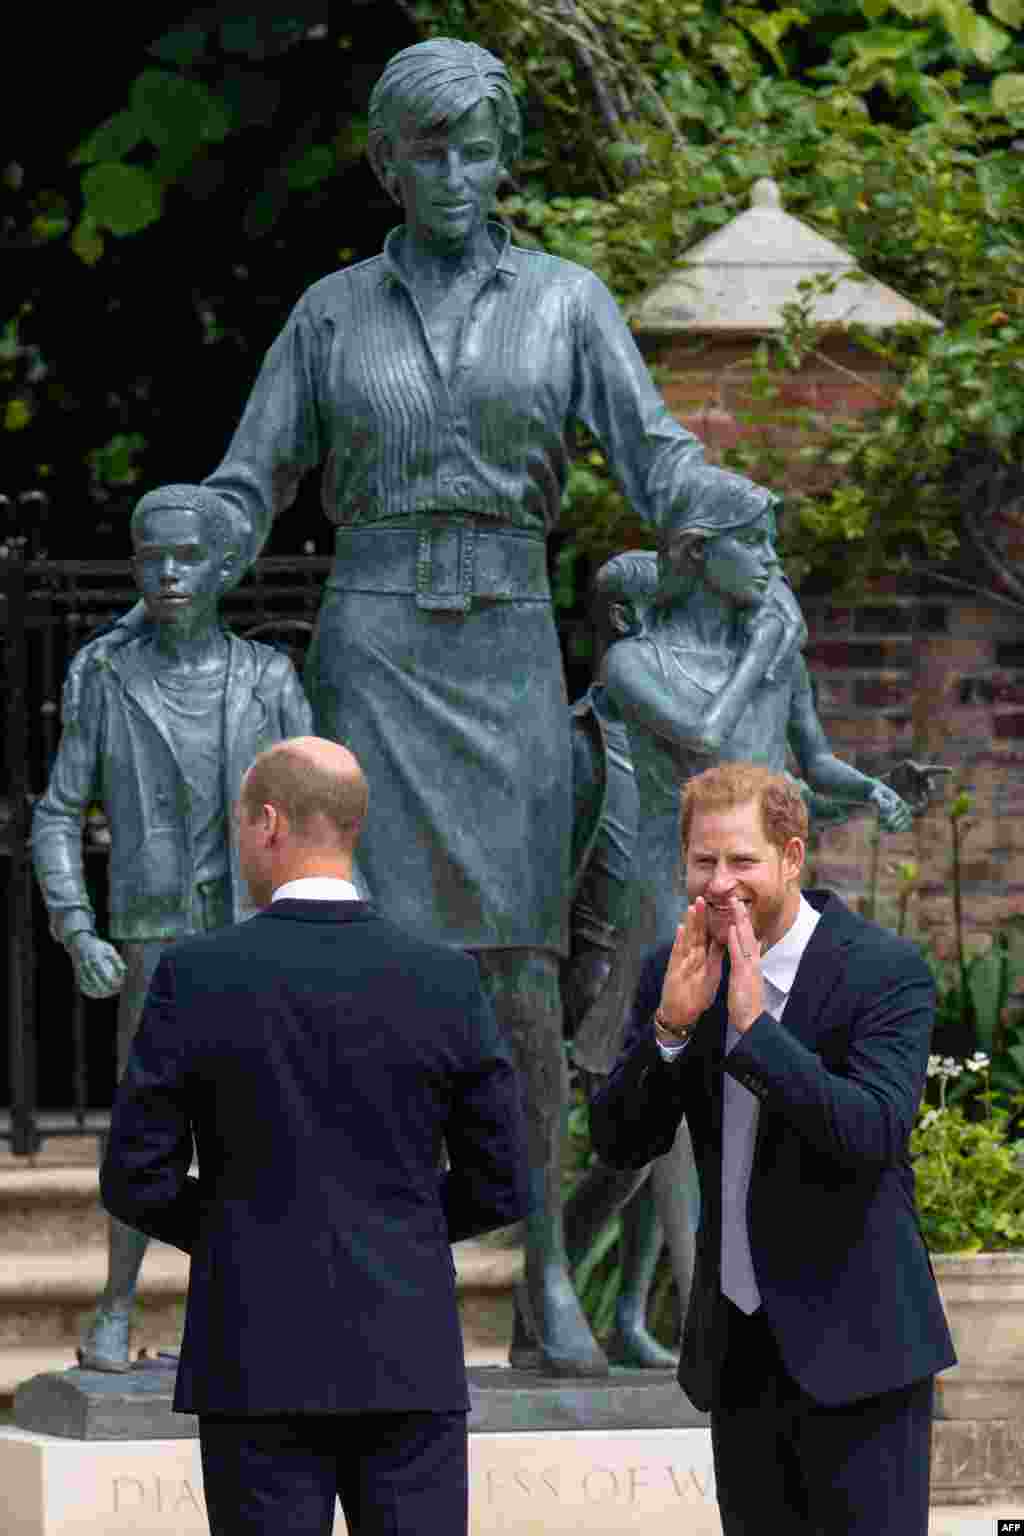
[801,591,1024,965]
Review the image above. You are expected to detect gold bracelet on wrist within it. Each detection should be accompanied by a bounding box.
[654,1007,694,1043]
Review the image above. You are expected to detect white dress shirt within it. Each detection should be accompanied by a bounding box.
[271,877,361,902]
[658,894,821,1312]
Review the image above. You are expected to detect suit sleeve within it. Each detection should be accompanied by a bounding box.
[589,943,698,1169]
[440,967,531,1244]
[728,937,935,1171]
[99,955,201,1254]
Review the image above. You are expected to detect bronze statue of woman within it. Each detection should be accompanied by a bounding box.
[71,38,790,1376]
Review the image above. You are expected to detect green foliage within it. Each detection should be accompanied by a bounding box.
[8,0,1024,570]
[86,434,148,499]
[399,0,1024,595]
[912,1059,1024,1252]
[61,18,338,256]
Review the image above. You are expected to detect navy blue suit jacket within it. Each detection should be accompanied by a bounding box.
[590,890,955,1411]
[100,899,529,1416]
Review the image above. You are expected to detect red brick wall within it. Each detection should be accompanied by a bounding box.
[800,591,1024,965]
[638,332,898,489]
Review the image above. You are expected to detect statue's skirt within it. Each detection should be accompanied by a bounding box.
[305,529,571,954]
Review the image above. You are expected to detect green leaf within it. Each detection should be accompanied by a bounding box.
[850,27,931,65]
[861,0,891,18]
[5,399,32,432]
[70,215,104,265]
[284,145,336,191]
[129,70,233,152]
[962,13,1013,65]
[993,73,1024,112]
[220,17,307,59]
[73,111,143,166]
[990,0,1024,23]
[81,163,163,237]
[731,7,809,73]
[606,141,649,164]
[148,26,208,68]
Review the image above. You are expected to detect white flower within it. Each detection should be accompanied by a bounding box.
[927,1056,945,1078]
[941,1057,958,1072]
[918,1108,942,1130]
[945,1065,964,1079]
[966,1053,990,1072]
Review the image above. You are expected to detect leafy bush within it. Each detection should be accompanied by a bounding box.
[912,1055,1024,1252]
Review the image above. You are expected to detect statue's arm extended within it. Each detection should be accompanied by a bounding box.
[571,272,767,531]
[787,658,912,831]
[204,297,325,567]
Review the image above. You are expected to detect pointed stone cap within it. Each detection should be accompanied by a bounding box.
[628,178,940,334]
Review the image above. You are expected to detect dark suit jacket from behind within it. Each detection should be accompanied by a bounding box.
[100,899,529,1417]
[590,890,956,1411]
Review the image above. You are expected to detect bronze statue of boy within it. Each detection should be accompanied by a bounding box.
[32,484,312,1371]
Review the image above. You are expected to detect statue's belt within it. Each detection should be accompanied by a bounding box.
[327,520,550,612]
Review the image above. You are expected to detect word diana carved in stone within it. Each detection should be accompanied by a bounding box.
[111,1473,205,1516]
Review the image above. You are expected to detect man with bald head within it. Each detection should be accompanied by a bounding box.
[100,736,529,1536]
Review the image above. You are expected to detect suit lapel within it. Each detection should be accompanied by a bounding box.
[765,894,854,1051]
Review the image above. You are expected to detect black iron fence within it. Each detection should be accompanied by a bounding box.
[1,545,332,1155]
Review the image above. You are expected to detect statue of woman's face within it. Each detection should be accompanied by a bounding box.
[388,98,504,252]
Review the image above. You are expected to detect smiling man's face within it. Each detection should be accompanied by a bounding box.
[685,796,803,953]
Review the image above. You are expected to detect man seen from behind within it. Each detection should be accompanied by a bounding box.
[100,736,529,1536]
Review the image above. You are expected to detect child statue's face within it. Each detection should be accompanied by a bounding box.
[700,512,778,609]
[133,504,232,631]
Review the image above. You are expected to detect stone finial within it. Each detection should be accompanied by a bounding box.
[750,178,782,209]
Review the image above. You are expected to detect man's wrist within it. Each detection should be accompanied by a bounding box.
[653,1007,696,1046]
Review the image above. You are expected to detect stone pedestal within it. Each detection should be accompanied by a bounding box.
[4,1360,718,1534]
[0,1424,721,1535]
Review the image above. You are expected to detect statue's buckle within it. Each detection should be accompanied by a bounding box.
[416,525,475,612]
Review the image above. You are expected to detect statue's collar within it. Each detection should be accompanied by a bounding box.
[380,221,517,289]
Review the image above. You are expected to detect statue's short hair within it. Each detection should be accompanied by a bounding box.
[591,549,659,635]
[367,38,521,195]
[241,741,369,850]
[131,484,240,560]
[680,762,808,856]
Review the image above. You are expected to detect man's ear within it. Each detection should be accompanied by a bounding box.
[262,802,283,845]
[783,836,805,884]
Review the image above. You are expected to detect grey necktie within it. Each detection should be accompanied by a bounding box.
[720,977,784,1314]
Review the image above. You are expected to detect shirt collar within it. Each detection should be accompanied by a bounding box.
[272,877,361,903]
[760,894,821,998]
[380,221,517,289]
